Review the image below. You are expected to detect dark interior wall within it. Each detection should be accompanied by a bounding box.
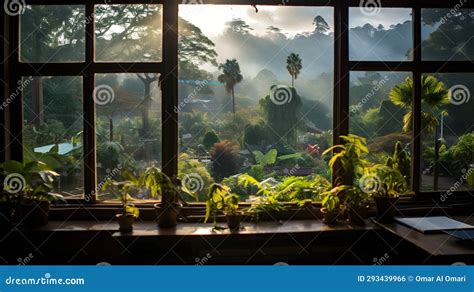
[0,228,466,265]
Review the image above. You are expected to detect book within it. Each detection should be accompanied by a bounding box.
[395,216,474,234]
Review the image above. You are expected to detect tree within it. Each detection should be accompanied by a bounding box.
[218,59,243,115]
[389,75,449,134]
[286,53,303,87]
[313,16,330,34]
[260,86,302,147]
[202,131,220,149]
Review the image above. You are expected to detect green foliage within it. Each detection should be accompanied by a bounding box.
[286,53,302,86]
[210,141,240,182]
[389,75,449,133]
[386,141,411,185]
[0,160,65,203]
[253,149,277,167]
[202,131,220,149]
[178,153,214,201]
[321,187,343,212]
[243,123,268,147]
[364,164,412,198]
[218,59,243,114]
[323,134,369,179]
[449,132,474,174]
[140,166,179,204]
[260,86,302,146]
[101,172,140,217]
[204,183,240,227]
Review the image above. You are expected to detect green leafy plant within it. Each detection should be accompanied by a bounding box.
[102,172,140,217]
[365,164,412,198]
[140,166,197,204]
[205,183,240,227]
[323,134,369,179]
[0,160,64,203]
[385,141,411,185]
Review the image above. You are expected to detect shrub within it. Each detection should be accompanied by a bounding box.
[202,130,220,149]
[210,140,240,182]
[243,123,268,147]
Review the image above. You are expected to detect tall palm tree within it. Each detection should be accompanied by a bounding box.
[218,59,243,115]
[286,53,302,87]
[389,75,449,134]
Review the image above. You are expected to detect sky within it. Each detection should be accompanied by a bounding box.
[179,5,412,37]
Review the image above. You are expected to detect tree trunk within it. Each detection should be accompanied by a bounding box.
[141,82,152,137]
[231,86,236,115]
[31,77,44,127]
[109,114,114,142]
[291,75,294,87]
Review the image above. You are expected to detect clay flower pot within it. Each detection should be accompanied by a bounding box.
[154,203,181,228]
[226,212,243,230]
[320,207,339,225]
[117,213,135,232]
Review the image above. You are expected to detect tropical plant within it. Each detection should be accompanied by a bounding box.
[389,75,449,133]
[218,59,243,115]
[323,134,369,180]
[286,53,302,87]
[260,86,302,146]
[101,172,140,218]
[364,164,412,198]
[0,160,64,203]
[385,141,411,185]
[140,166,197,204]
[253,149,277,167]
[210,140,240,182]
[204,183,240,227]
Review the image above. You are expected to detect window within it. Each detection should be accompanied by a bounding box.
[23,76,84,198]
[349,71,412,168]
[20,5,85,63]
[349,8,413,61]
[3,1,473,205]
[178,5,334,201]
[421,73,473,192]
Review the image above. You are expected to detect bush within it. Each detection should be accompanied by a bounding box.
[243,123,268,147]
[210,140,240,182]
[448,132,474,175]
[202,130,220,149]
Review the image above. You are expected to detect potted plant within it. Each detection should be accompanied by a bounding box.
[140,166,196,228]
[368,164,412,222]
[102,173,140,232]
[320,187,342,225]
[0,160,64,228]
[205,183,243,230]
[342,186,370,226]
[322,135,369,224]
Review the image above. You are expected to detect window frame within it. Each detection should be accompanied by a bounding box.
[2,0,473,206]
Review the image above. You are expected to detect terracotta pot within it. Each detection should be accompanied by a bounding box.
[117,213,135,232]
[374,196,399,223]
[20,200,50,227]
[320,207,339,225]
[154,203,181,228]
[226,212,243,230]
[347,205,368,226]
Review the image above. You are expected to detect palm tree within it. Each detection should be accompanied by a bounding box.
[286,53,302,87]
[218,59,243,115]
[389,75,449,134]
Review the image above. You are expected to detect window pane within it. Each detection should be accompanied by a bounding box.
[178,5,334,201]
[349,8,413,61]
[421,73,473,192]
[23,76,84,198]
[95,4,163,62]
[349,71,413,184]
[422,9,474,61]
[20,6,85,62]
[95,73,162,200]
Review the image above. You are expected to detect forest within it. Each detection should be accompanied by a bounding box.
[20,5,473,200]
